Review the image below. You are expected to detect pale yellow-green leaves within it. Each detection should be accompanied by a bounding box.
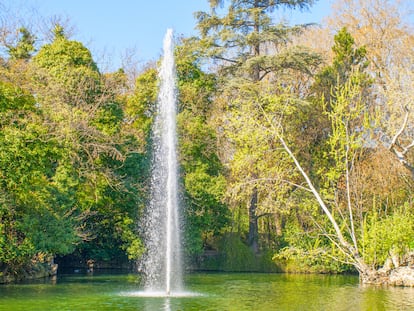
[219,81,302,216]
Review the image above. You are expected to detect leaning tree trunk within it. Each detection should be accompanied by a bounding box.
[276,133,414,286]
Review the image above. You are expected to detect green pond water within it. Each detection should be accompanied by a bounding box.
[1,272,414,311]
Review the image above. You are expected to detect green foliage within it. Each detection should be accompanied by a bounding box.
[1,8,413,280]
[331,27,368,81]
[321,75,368,191]
[0,24,147,275]
[32,30,101,104]
[284,28,413,276]
[0,80,36,112]
[0,80,79,272]
[274,221,349,273]
[199,233,279,272]
[125,68,157,143]
[0,206,36,271]
[183,163,228,253]
[195,0,321,256]
[22,208,79,255]
[91,102,124,135]
[0,82,55,204]
[175,45,230,257]
[218,233,257,271]
[362,204,414,267]
[274,246,349,274]
[310,28,372,203]
[33,34,98,72]
[313,27,370,103]
[53,24,66,40]
[216,80,309,255]
[28,26,147,266]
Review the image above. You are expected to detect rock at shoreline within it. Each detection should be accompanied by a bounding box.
[0,262,57,284]
[389,266,414,287]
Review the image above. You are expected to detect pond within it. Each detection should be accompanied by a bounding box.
[1,272,414,311]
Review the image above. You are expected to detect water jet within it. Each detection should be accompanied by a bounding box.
[141,28,183,296]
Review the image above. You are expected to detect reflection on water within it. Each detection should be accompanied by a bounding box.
[360,284,414,311]
[0,273,414,311]
[121,289,203,311]
[163,297,171,311]
[141,297,172,311]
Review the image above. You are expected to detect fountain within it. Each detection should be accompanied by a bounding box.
[141,28,183,297]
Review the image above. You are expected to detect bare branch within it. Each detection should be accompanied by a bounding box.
[389,106,409,149]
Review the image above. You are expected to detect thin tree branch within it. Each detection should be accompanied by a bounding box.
[389,106,409,149]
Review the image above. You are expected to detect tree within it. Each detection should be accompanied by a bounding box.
[328,0,414,176]
[195,0,321,252]
[29,25,144,265]
[32,24,101,106]
[312,27,369,102]
[6,27,36,60]
[0,80,80,274]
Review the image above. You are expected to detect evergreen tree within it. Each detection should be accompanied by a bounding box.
[196,0,317,81]
[312,27,370,103]
[6,27,36,60]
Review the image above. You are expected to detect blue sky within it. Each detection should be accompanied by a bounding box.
[2,0,332,70]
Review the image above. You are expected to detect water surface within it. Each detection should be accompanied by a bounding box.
[1,273,413,311]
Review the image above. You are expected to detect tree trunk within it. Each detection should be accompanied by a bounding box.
[247,6,261,254]
[248,187,259,253]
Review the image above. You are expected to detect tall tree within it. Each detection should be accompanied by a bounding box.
[195,0,320,252]
[5,27,36,61]
[196,0,317,81]
[312,27,369,102]
[29,25,143,264]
